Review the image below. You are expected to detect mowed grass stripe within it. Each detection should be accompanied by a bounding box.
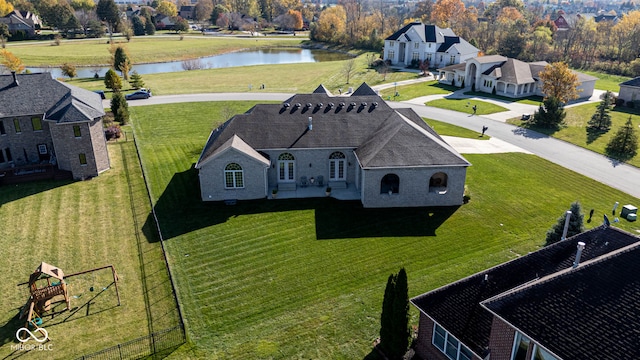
[130,102,639,359]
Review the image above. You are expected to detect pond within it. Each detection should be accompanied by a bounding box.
[27,48,352,79]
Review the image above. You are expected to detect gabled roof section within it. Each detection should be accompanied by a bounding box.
[483,235,640,360]
[196,134,269,169]
[436,36,460,52]
[411,226,640,358]
[0,73,104,121]
[437,63,466,72]
[620,76,640,87]
[351,83,378,96]
[498,58,535,84]
[312,84,332,95]
[474,55,508,64]
[197,83,469,171]
[356,112,470,168]
[385,22,418,41]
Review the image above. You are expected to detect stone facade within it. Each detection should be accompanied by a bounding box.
[198,149,269,201]
[360,166,467,208]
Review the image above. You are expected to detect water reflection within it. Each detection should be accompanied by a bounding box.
[27,48,351,78]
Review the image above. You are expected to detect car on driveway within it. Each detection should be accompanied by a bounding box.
[125,90,152,100]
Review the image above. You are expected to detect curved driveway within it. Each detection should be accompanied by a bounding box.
[115,93,640,199]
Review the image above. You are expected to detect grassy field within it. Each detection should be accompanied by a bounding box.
[378,81,454,101]
[129,101,639,359]
[425,98,509,115]
[0,141,179,359]
[7,37,308,66]
[66,54,417,95]
[426,118,490,139]
[508,103,640,167]
[578,70,632,92]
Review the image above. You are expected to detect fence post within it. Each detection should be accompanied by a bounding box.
[118,344,123,360]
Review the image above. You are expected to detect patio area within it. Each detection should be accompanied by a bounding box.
[272,183,361,201]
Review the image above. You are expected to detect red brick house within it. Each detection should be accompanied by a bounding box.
[411,225,640,360]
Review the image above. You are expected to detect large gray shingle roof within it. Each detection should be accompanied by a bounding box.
[197,83,470,169]
[0,73,104,121]
[412,226,640,359]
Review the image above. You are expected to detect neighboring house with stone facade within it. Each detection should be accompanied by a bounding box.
[411,225,640,360]
[195,83,471,208]
[437,55,597,99]
[618,76,640,106]
[383,22,479,68]
[0,72,110,182]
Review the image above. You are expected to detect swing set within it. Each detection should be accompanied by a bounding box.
[17,262,120,341]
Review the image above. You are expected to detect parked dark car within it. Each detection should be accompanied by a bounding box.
[94,90,106,99]
[125,90,152,100]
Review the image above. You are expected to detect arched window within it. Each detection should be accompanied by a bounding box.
[224,163,244,188]
[278,153,295,182]
[429,172,448,194]
[380,174,399,194]
[329,151,346,181]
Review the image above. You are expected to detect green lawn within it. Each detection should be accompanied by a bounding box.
[578,70,631,92]
[508,103,640,167]
[0,141,179,359]
[66,54,417,95]
[463,91,543,106]
[378,81,454,101]
[8,37,308,66]
[129,101,639,359]
[425,98,509,115]
[425,118,489,139]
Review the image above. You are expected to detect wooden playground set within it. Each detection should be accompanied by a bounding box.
[17,262,120,342]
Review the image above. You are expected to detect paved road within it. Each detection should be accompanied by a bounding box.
[114,92,640,199]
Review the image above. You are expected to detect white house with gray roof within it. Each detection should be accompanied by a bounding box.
[384,22,479,68]
[437,55,597,99]
[618,76,640,106]
[195,83,471,208]
[0,72,110,181]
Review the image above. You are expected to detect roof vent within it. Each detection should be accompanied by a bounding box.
[572,242,586,268]
[308,116,312,131]
[294,103,301,108]
[372,102,378,107]
[339,102,345,107]
[350,102,356,107]
[11,71,19,86]
[317,103,323,108]
[306,103,312,108]
[283,103,290,108]
[328,103,334,108]
[560,210,572,241]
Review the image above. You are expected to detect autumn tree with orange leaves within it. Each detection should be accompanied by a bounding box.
[0,49,25,73]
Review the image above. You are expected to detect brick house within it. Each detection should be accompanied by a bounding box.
[195,83,471,208]
[411,225,640,360]
[383,22,479,68]
[0,73,110,182]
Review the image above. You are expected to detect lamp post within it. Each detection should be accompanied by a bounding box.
[393,82,398,99]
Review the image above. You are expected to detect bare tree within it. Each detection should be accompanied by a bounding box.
[342,58,356,84]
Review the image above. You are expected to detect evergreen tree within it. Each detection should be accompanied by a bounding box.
[129,71,144,89]
[532,96,566,129]
[96,0,120,36]
[104,68,122,91]
[587,91,613,131]
[113,46,131,80]
[606,116,638,160]
[132,15,146,36]
[545,201,585,246]
[380,273,396,356]
[110,91,129,124]
[379,268,410,360]
[390,268,410,360]
[144,15,156,35]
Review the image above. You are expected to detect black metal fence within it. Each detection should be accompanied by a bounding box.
[75,324,185,360]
